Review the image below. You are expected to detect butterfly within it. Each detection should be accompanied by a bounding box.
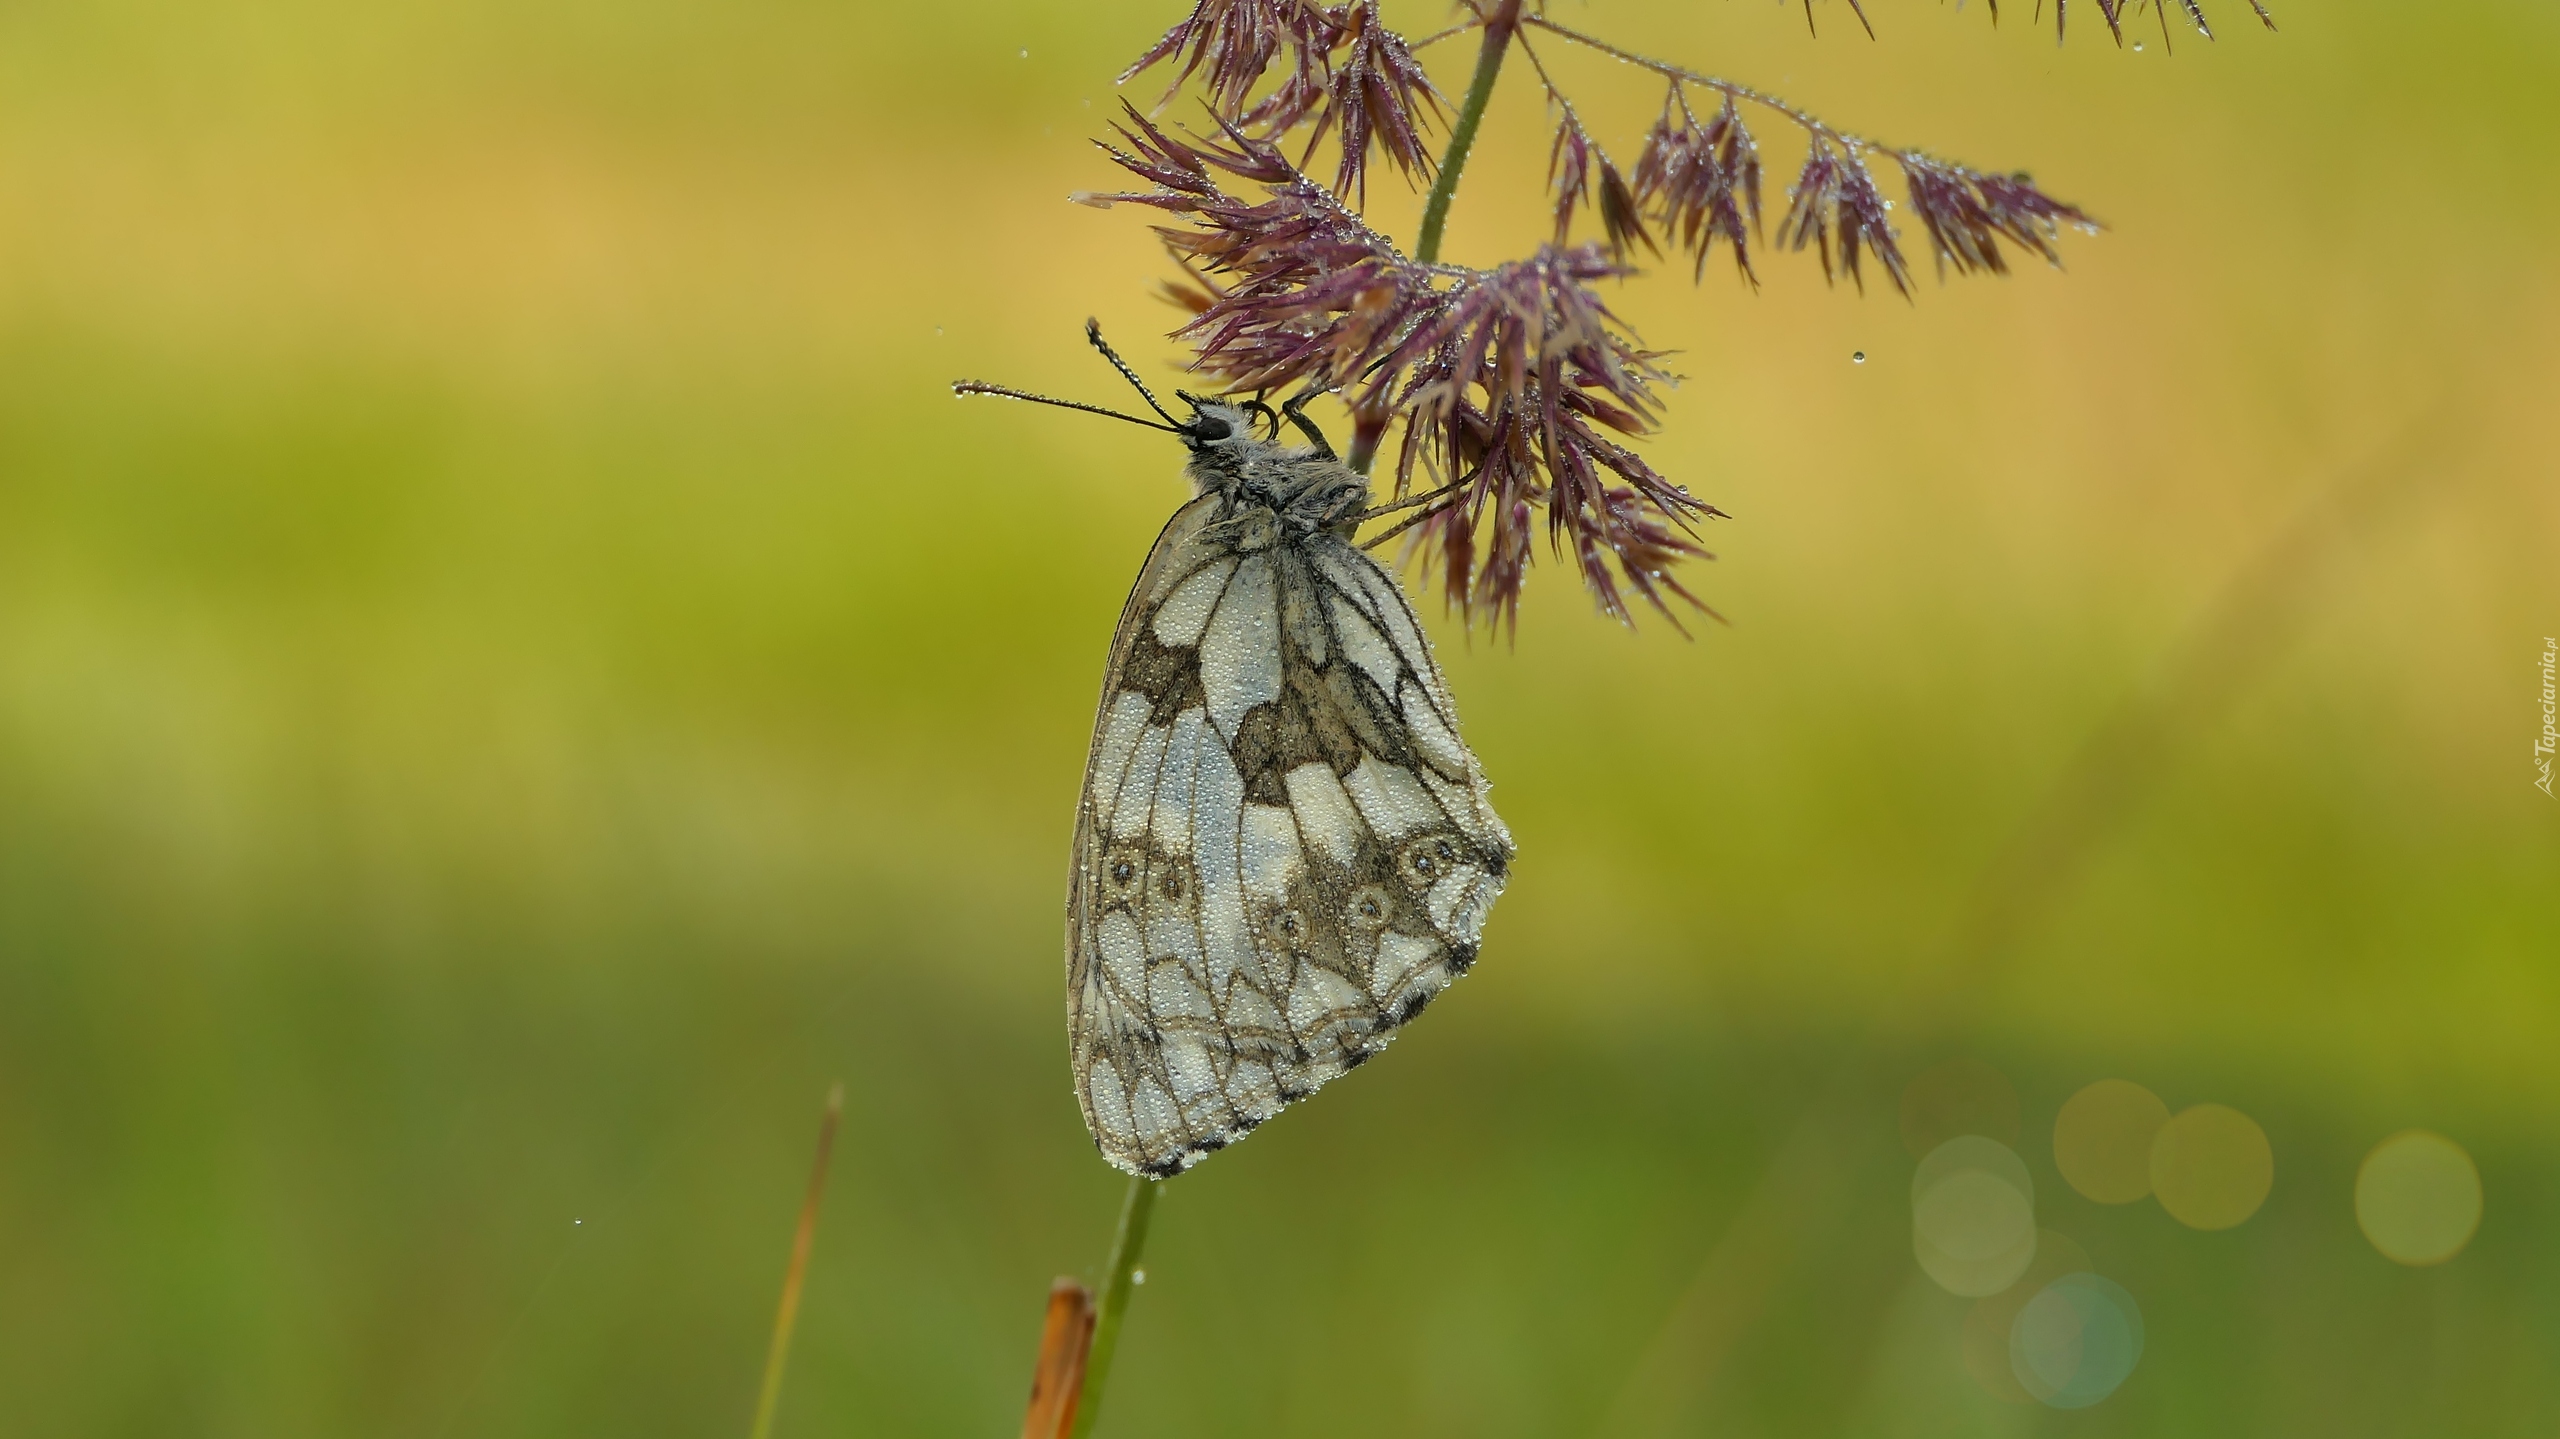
[958,323,1512,1177]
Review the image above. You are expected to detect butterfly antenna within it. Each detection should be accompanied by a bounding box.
[951,380,1181,434]
[1084,319,1185,429]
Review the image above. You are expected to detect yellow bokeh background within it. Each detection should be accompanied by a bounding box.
[0,0,2552,1433]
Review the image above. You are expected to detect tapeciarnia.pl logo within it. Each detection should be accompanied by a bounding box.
[2536,637,2556,798]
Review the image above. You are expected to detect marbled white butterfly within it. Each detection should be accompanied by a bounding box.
[958,323,1511,1176]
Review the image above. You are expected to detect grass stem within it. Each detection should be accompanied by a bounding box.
[1412,0,1522,265]
[1066,1176,1161,1439]
[1022,1279,1098,1439]
[747,1082,844,1439]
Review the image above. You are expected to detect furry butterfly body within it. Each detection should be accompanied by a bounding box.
[1068,398,1512,1177]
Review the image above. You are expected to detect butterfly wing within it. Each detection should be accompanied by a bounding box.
[1069,500,1512,1176]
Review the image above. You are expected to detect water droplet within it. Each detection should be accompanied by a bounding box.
[1019,47,1030,58]
[1853,351,1867,364]
[1131,1269,1147,1285]
[2133,41,2145,51]
[574,1218,583,1226]
[934,326,944,337]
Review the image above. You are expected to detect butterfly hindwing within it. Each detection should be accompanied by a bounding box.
[1069,498,1512,1177]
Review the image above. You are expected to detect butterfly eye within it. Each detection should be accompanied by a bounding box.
[1190,415,1232,442]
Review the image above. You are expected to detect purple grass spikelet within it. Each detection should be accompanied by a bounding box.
[1049,0,2241,628]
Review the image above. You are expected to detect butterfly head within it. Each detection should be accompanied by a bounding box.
[949,323,1360,524]
[1172,396,1261,452]
[1170,398,1263,497]
[1170,394,1273,487]
[951,323,1269,457]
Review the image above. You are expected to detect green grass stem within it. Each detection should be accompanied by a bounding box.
[1066,1176,1161,1439]
[1412,0,1522,265]
[747,1082,844,1439]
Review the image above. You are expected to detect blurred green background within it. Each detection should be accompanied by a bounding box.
[0,0,2553,1433]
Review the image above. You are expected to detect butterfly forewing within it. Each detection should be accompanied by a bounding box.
[1070,493,1511,1177]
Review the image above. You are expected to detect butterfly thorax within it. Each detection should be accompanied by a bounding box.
[1181,403,1368,544]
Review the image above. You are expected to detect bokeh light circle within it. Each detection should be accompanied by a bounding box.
[2054,1079,2171,1204]
[2010,1272,2144,1409]
[2356,1130,2482,1266]
[1912,1135,2036,1296]
[1920,1171,2033,1261]
[1961,1229,2092,1403]
[2150,1103,2273,1231]
[1900,1058,2021,1159]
